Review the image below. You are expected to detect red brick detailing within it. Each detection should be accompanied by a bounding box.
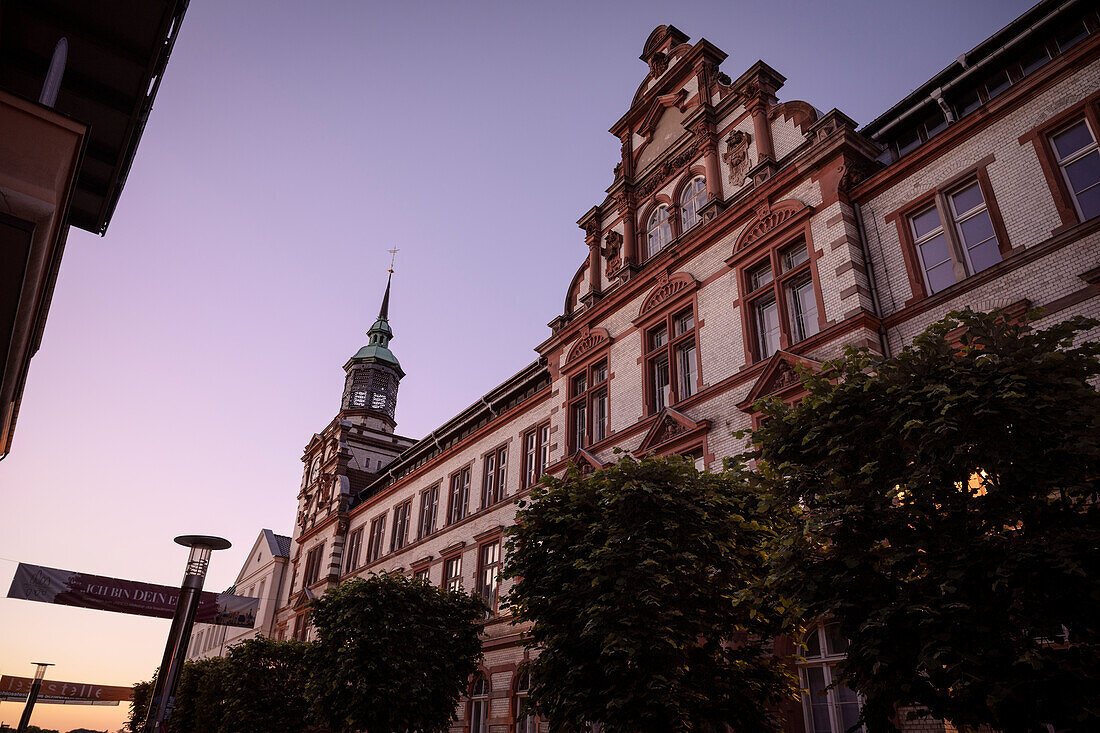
[733,199,809,252]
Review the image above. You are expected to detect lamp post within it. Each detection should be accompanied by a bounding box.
[16,662,53,733]
[142,535,230,733]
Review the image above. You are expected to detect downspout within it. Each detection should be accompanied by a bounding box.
[854,202,891,358]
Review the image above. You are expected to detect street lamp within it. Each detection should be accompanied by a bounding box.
[16,661,53,733]
[142,535,230,733]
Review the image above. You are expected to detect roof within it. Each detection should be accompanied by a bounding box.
[263,529,291,558]
[0,0,190,234]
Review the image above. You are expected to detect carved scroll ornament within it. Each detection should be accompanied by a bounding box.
[638,272,696,319]
[733,199,807,252]
[722,130,751,182]
[566,327,611,365]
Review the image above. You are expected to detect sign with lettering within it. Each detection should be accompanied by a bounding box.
[6,563,257,628]
[0,675,130,705]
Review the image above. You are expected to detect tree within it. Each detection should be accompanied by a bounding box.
[308,572,485,733]
[752,309,1100,732]
[504,454,801,733]
[126,638,312,733]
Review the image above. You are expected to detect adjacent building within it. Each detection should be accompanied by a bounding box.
[0,0,189,459]
[271,2,1100,731]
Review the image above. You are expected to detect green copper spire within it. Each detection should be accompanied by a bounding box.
[346,271,403,376]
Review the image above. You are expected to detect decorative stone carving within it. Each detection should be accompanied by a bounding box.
[584,218,601,241]
[566,327,611,365]
[652,417,687,445]
[638,272,695,318]
[734,199,807,252]
[692,119,717,154]
[837,162,874,195]
[722,130,752,182]
[603,231,623,278]
[635,144,700,199]
[649,51,668,77]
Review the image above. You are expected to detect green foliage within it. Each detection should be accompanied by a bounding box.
[126,638,312,733]
[752,309,1100,732]
[504,454,801,733]
[308,572,485,733]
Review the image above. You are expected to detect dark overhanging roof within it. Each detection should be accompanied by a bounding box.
[0,0,189,234]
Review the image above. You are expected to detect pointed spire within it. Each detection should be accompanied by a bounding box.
[378,272,391,320]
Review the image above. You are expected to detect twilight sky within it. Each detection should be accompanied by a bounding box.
[1,0,1035,729]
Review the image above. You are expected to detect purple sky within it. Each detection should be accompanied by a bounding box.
[1,1,1035,729]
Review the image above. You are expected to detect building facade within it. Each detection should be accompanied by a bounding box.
[273,2,1100,731]
[186,529,292,662]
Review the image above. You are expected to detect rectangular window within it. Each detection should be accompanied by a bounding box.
[523,422,551,488]
[568,360,610,451]
[788,278,820,343]
[754,296,781,357]
[476,541,502,615]
[443,555,462,592]
[413,566,430,582]
[984,70,1011,100]
[1020,44,1051,76]
[799,623,865,733]
[390,500,411,552]
[908,177,1004,295]
[344,528,363,573]
[366,515,386,563]
[448,467,471,524]
[303,544,324,586]
[645,307,699,413]
[1051,119,1100,221]
[417,484,439,540]
[1054,21,1089,52]
[482,446,507,509]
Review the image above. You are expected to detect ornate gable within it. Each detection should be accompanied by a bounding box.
[572,449,608,475]
[736,351,821,411]
[733,199,809,252]
[635,407,710,456]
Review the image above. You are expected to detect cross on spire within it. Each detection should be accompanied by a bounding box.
[387,247,399,274]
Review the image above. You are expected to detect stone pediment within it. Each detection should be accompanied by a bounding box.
[572,449,608,475]
[566,327,611,365]
[733,199,809,252]
[737,351,821,411]
[635,407,710,455]
[637,272,697,321]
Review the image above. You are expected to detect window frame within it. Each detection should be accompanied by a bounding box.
[480,444,508,510]
[390,499,411,552]
[889,160,1013,304]
[521,421,551,490]
[1051,117,1100,223]
[475,538,503,616]
[644,203,673,259]
[417,483,440,540]
[642,305,700,414]
[447,465,472,525]
[567,359,610,453]
[1019,90,1100,232]
[679,175,708,232]
[798,621,866,733]
[513,668,538,733]
[302,543,324,587]
[442,552,463,592]
[467,673,490,733]
[740,237,825,363]
[365,514,386,564]
[344,527,363,574]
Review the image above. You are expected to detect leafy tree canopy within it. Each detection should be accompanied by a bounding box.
[753,309,1100,732]
[504,454,801,733]
[308,572,485,733]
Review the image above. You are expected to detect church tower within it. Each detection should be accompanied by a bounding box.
[340,272,404,433]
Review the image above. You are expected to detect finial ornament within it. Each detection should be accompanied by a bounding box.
[387,247,399,274]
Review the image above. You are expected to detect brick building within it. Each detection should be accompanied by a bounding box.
[273,1,1100,731]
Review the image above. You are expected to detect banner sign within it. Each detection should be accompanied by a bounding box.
[6,563,257,628]
[0,675,130,705]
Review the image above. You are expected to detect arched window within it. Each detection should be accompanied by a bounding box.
[798,622,865,733]
[514,669,537,733]
[469,674,490,733]
[679,177,708,231]
[646,205,672,258]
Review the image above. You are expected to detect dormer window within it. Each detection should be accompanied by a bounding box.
[646,205,672,258]
[679,177,707,231]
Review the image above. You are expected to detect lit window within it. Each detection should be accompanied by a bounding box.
[646,205,672,258]
[1050,119,1100,221]
[679,177,708,231]
[908,178,1003,295]
[799,622,865,733]
[522,422,551,489]
[645,307,698,414]
[390,499,411,552]
[448,467,471,524]
[481,446,508,509]
[476,541,502,615]
[417,484,439,540]
[569,361,609,452]
[469,675,490,733]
